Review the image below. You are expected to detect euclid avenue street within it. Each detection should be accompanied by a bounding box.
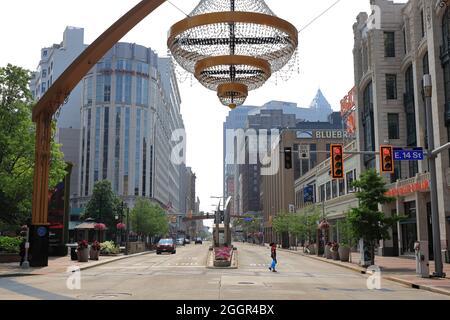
[0,243,448,300]
[2,0,450,311]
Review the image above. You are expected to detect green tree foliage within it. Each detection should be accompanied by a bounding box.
[83,180,120,231]
[130,198,169,238]
[295,205,322,243]
[272,212,291,235]
[347,169,398,266]
[0,64,66,226]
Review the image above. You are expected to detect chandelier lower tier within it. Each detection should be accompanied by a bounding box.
[168,0,298,109]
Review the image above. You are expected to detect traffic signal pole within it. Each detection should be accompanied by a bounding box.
[423,75,445,278]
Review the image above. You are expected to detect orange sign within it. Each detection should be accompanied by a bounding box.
[340,87,356,134]
[385,180,430,197]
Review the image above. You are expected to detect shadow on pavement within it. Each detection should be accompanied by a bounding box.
[0,278,74,300]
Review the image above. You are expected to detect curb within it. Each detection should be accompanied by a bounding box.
[0,251,155,278]
[278,248,450,297]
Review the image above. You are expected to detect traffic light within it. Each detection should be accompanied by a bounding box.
[330,144,344,179]
[284,147,292,169]
[220,210,225,223]
[380,145,394,174]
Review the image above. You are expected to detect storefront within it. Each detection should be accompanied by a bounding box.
[400,201,417,256]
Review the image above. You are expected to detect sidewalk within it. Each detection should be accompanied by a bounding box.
[0,251,154,278]
[278,246,450,297]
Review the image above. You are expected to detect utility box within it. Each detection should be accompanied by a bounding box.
[415,241,430,278]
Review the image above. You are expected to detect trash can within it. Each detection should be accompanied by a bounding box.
[66,244,78,261]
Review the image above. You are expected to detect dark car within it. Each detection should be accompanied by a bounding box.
[194,237,203,245]
[156,238,176,254]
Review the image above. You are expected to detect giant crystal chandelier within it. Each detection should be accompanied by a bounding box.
[168,0,298,109]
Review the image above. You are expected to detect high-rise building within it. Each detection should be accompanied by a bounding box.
[223,90,335,216]
[30,27,87,200]
[352,0,450,259]
[74,42,186,214]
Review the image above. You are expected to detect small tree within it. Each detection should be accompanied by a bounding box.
[347,169,397,266]
[83,181,120,237]
[130,198,169,242]
[272,212,291,247]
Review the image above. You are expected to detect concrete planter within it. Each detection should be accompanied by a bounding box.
[89,249,100,260]
[325,245,332,259]
[213,259,232,267]
[0,253,21,263]
[77,248,89,262]
[338,246,351,262]
[331,250,340,261]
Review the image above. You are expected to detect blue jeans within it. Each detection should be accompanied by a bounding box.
[270,259,277,269]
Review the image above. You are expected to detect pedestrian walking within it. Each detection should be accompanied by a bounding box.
[269,242,277,272]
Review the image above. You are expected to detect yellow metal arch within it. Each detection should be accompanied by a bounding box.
[32,0,166,225]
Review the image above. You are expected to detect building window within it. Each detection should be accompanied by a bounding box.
[85,109,92,196]
[338,179,345,197]
[41,83,46,94]
[386,74,397,100]
[363,82,375,168]
[114,107,121,193]
[319,185,325,203]
[116,74,123,103]
[384,32,395,57]
[124,108,131,196]
[325,182,331,201]
[84,77,93,107]
[310,144,317,168]
[103,107,109,180]
[42,69,47,78]
[421,10,425,38]
[332,180,338,199]
[135,109,142,196]
[388,113,400,140]
[392,160,401,183]
[346,170,355,194]
[403,27,407,54]
[94,108,101,183]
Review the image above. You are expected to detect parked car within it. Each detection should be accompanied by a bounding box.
[176,238,185,246]
[156,238,176,254]
[184,238,191,245]
[195,238,203,245]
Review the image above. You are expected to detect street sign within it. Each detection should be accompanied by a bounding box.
[244,218,253,222]
[393,148,424,161]
[299,144,310,159]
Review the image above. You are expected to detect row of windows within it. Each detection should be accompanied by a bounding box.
[317,169,357,203]
[83,74,151,106]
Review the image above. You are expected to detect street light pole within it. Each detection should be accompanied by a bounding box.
[125,204,130,256]
[423,75,445,278]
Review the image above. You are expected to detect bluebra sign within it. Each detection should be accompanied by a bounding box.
[296,130,355,140]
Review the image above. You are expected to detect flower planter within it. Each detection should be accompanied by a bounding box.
[0,252,21,263]
[77,248,89,262]
[324,245,332,259]
[331,250,340,261]
[89,249,100,260]
[338,246,351,262]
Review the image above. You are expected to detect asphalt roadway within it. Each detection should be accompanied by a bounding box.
[0,242,448,300]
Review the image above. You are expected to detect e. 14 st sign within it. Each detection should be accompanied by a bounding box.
[393,148,424,161]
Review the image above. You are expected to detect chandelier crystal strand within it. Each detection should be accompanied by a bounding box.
[168,0,298,109]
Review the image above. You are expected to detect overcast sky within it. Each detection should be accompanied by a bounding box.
[0,0,407,227]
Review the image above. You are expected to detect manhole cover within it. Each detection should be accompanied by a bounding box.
[91,293,132,299]
[238,282,255,285]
